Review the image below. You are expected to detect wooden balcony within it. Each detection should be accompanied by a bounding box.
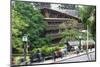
[44,18,68,21]
[46,33,62,39]
[46,24,60,30]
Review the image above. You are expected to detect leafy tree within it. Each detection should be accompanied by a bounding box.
[61,29,79,41]
[79,5,96,41]
[59,19,87,43]
[60,29,93,43]
[12,1,51,53]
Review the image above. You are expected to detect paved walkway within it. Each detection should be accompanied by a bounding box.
[31,49,95,64]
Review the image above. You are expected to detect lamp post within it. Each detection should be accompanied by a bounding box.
[81,30,88,50]
[81,29,90,60]
[79,36,82,50]
[22,34,28,64]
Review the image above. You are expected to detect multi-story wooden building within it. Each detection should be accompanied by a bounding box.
[40,8,84,44]
[34,3,84,44]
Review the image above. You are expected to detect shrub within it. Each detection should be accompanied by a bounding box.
[31,45,64,57]
[41,46,54,56]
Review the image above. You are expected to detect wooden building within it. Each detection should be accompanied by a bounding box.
[40,8,84,44]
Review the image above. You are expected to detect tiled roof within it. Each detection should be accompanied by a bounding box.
[41,8,80,20]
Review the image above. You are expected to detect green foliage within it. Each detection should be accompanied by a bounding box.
[12,1,51,53]
[60,29,80,41]
[79,6,95,26]
[60,29,93,43]
[79,5,96,41]
[31,46,63,56]
[41,46,61,56]
[41,46,53,56]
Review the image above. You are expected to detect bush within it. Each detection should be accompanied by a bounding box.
[58,43,65,47]
[41,46,54,56]
[54,46,61,51]
[31,45,65,57]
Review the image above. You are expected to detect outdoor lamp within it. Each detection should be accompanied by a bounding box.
[22,34,28,42]
[79,36,82,50]
[22,34,28,64]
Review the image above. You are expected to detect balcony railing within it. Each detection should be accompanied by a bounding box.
[46,25,60,30]
[46,33,62,39]
[44,18,68,21]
